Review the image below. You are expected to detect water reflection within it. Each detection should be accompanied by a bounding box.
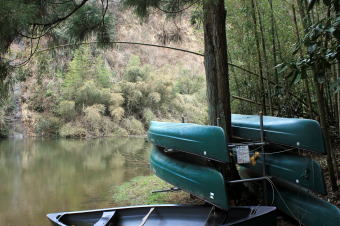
[0,137,151,226]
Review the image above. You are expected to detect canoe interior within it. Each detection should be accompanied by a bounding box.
[148,121,229,162]
[231,114,326,154]
[47,204,277,226]
[239,153,327,194]
[239,167,340,226]
[150,145,229,210]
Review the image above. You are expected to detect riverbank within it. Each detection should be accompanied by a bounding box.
[112,175,204,206]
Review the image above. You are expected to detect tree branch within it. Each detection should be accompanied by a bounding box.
[32,0,89,27]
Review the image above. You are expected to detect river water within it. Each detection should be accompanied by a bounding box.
[0,137,151,226]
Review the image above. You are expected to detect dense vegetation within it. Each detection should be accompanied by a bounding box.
[20,47,206,137]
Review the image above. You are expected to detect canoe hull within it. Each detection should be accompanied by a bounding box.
[148,121,228,162]
[239,167,340,226]
[239,153,327,194]
[150,145,229,209]
[231,114,326,154]
[47,204,277,226]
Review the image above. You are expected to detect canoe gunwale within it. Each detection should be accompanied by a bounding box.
[153,144,228,164]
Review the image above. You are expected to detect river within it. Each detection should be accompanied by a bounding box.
[0,137,151,226]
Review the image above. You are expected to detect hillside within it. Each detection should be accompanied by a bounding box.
[14,5,207,137]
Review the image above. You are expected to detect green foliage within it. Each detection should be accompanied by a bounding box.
[125,55,150,82]
[142,108,155,125]
[35,116,61,136]
[21,47,207,137]
[76,80,102,106]
[0,107,8,137]
[123,0,161,18]
[121,116,145,135]
[109,106,125,122]
[175,69,204,94]
[63,47,92,99]
[59,122,86,138]
[0,0,37,53]
[65,4,115,46]
[96,57,112,87]
[58,100,76,121]
[82,104,116,137]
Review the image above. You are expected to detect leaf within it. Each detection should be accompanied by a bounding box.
[292,42,301,55]
[330,78,340,94]
[307,44,317,54]
[292,71,301,85]
[277,64,289,74]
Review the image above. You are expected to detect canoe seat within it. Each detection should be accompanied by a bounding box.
[94,211,116,226]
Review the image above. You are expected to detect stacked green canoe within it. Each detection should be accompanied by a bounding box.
[232,114,326,154]
[148,121,229,162]
[150,146,229,210]
[147,115,340,226]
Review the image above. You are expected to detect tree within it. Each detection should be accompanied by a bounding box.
[0,0,113,83]
[278,0,339,191]
[123,0,232,140]
[122,0,245,201]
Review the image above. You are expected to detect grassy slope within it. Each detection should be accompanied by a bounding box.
[112,175,204,206]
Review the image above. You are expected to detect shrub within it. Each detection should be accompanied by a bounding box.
[76,80,101,106]
[35,116,61,136]
[142,108,155,126]
[109,106,124,122]
[83,104,105,134]
[125,55,150,82]
[148,92,161,104]
[58,100,76,121]
[121,116,145,135]
[59,122,86,138]
[110,92,124,107]
[0,107,8,137]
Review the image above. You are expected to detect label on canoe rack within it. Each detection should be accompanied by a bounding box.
[234,145,250,164]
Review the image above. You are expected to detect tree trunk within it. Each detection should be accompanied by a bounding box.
[291,4,313,118]
[268,0,278,84]
[203,0,231,139]
[313,72,338,191]
[257,2,273,115]
[250,0,266,115]
[203,0,244,201]
[268,0,280,113]
[337,61,340,136]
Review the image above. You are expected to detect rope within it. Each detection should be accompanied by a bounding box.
[264,177,302,226]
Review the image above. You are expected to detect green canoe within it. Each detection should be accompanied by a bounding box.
[239,153,327,194]
[150,145,229,210]
[231,114,326,154]
[239,167,340,226]
[271,181,340,226]
[148,121,229,163]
